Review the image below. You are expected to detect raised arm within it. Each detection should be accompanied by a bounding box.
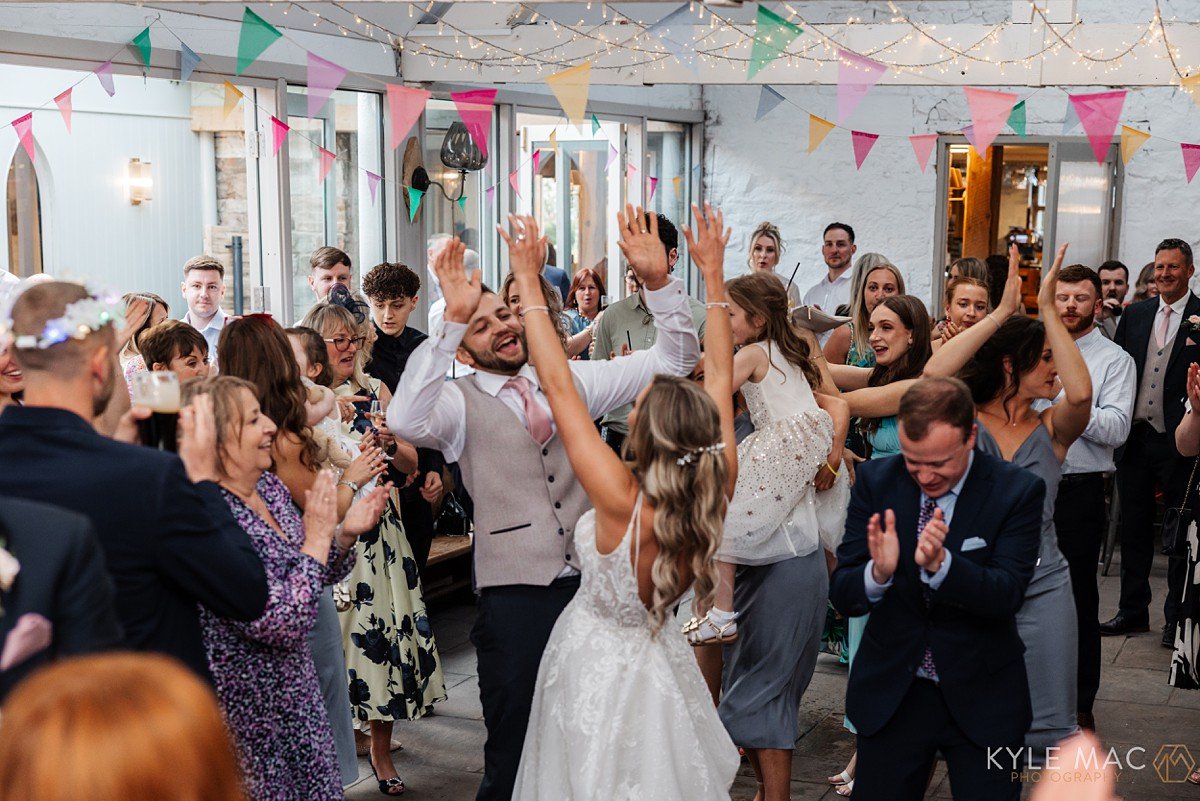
[1038,244,1093,455]
[683,202,737,496]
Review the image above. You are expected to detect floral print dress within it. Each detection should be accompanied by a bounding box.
[201,471,354,801]
[336,379,446,723]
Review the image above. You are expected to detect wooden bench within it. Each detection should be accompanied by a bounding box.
[422,535,474,600]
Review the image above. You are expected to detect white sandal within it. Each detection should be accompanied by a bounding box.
[835,779,855,797]
[682,612,739,646]
[828,769,852,786]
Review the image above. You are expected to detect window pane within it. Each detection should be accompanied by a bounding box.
[423,99,489,285]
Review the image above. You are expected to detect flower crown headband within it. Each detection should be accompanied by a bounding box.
[676,442,726,467]
[1,289,125,351]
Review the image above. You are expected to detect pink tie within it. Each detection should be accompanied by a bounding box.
[505,375,554,444]
[1156,305,1172,350]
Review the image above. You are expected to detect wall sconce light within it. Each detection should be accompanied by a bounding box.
[128,158,153,205]
[411,121,486,205]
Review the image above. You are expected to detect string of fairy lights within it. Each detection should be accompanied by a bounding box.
[246,0,1200,84]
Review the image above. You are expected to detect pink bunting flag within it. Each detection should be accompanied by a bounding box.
[366,171,381,205]
[318,147,336,183]
[648,176,659,201]
[509,169,521,197]
[837,49,888,124]
[11,114,34,162]
[606,143,619,172]
[95,60,116,97]
[962,87,1018,156]
[626,162,638,179]
[386,85,432,151]
[909,133,938,173]
[451,89,497,159]
[306,52,348,118]
[851,131,879,169]
[961,124,978,152]
[532,149,541,173]
[270,116,289,156]
[1069,90,1127,165]
[54,88,72,133]
[486,185,496,207]
[1182,143,1200,184]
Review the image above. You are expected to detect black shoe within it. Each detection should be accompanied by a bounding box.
[1077,712,1096,731]
[1163,623,1177,649]
[1098,613,1150,636]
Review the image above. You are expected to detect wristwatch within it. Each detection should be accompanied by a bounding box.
[337,479,361,493]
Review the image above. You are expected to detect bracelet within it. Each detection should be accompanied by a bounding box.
[705,301,730,309]
[985,315,1002,330]
[822,461,839,477]
[520,305,551,317]
[337,479,360,493]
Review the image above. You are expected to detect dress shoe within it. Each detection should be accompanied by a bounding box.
[1163,623,1177,649]
[1077,712,1096,731]
[1098,613,1149,636]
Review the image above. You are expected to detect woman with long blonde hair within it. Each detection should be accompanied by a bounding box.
[501,205,740,799]
[823,253,904,367]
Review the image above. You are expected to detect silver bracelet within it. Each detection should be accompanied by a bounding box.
[520,305,551,317]
[705,302,730,309]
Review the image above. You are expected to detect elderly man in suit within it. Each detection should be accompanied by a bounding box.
[1103,238,1200,646]
[831,378,1044,801]
[0,281,268,681]
[0,497,123,699]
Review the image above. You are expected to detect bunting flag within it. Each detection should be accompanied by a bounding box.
[485,185,496,207]
[545,63,591,130]
[808,114,835,153]
[407,186,424,222]
[509,169,521,197]
[386,85,431,151]
[672,175,683,195]
[95,60,116,97]
[1008,100,1027,137]
[961,124,979,153]
[1182,73,1200,109]
[270,116,289,156]
[179,42,201,82]
[755,85,786,121]
[1062,99,1082,134]
[648,176,659,201]
[318,147,336,183]
[236,8,282,75]
[909,133,938,172]
[626,162,638,179]
[223,81,244,119]
[1070,90,1127,164]
[457,196,468,212]
[306,52,348,117]
[54,88,72,133]
[1120,125,1151,165]
[962,87,1017,155]
[11,114,34,162]
[532,149,542,173]
[1183,143,1200,183]
[748,5,803,80]
[851,131,879,169]
[648,3,699,73]
[591,113,601,136]
[549,130,558,149]
[451,88,496,159]
[132,26,152,69]
[606,143,619,172]
[366,171,381,205]
[837,49,887,124]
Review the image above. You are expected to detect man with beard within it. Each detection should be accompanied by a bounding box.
[803,222,857,346]
[0,281,268,680]
[389,210,700,801]
[1036,265,1134,730]
[1096,260,1130,339]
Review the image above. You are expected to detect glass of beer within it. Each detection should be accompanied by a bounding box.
[131,371,181,452]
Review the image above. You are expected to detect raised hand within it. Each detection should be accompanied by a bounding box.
[301,469,340,563]
[497,214,549,284]
[1187,363,1200,412]
[682,202,731,287]
[178,394,219,484]
[616,204,669,291]
[915,507,948,572]
[116,296,152,350]
[1038,242,1069,312]
[343,442,387,487]
[341,483,393,539]
[867,510,900,585]
[997,243,1025,319]
[433,237,478,325]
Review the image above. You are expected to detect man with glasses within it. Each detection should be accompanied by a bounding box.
[591,213,706,453]
[179,256,227,367]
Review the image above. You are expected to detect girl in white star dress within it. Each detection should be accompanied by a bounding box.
[684,271,850,646]
[502,206,740,801]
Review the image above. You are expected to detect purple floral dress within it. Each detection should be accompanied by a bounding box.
[201,471,355,801]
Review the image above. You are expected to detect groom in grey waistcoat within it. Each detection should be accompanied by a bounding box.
[390,226,699,801]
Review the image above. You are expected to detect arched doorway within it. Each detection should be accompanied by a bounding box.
[6,144,43,278]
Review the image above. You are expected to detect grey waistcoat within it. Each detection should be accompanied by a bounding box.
[1133,332,1173,433]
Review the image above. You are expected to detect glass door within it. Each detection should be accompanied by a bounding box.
[1045,139,1118,270]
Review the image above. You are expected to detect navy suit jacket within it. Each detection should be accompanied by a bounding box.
[0,406,268,679]
[830,451,1043,747]
[542,264,572,305]
[0,497,123,699]
[1113,292,1200,448]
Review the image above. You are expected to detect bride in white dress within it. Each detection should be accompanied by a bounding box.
[502,206,740,801]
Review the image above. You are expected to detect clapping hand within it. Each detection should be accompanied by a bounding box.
[682,202,731,287]
[341,483,393,540]
[1039,242,1069,312]
[940,320,962,344]
[617,204,669,291]
[178,394,219,484]
[1187,363,1200,412]
[497,214,549,284]
[302,469,340,563]
[867,510,900,585]
[915,507,948,573]
[433,237,478,325]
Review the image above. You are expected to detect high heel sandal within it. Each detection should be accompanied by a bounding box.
[828,769,852,786]
[682,612,739,646]
[369,755,406,796]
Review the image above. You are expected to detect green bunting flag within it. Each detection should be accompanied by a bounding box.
[236,8,282,75]
[132,26,152,69]
[748,6,803,80]
[1008,100,1027,137]
[457,196,467,211]
[591,113,601,135]
[407,187,425,223]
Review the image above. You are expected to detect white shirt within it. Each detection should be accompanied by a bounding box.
[1033,327,1135,474]
[389,277,701,463]
[802,269,853,314]
[181,308,227,366]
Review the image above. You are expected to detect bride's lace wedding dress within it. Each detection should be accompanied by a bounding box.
[512,496,739,800]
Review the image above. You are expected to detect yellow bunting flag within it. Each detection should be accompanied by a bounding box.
[1183,74,1200,109]
[223,81,244,119]
[549,130,558,148]
[808,114,835,153]
[545,63,591,130]
[671,175,683,196]
[1120,125,1151,164]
